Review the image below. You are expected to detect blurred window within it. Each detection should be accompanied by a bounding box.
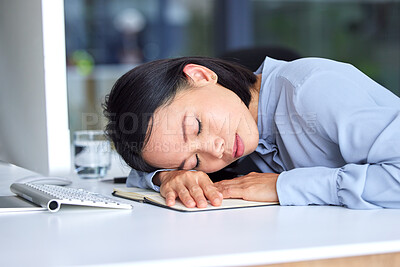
[64,0,400,136]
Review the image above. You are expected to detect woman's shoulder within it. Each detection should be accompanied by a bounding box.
[272,57,354,89]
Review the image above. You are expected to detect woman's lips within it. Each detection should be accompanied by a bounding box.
[233,133,244,158]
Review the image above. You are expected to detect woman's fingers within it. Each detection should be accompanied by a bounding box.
[214,172,280,202]
[159,170,223,208]
[162,186,196,208]
[214,180,243,199]
[160,184,178,206]
[164,190,177,207]
[184,172,220,208]
[199,180,223,207]
[193,172,223,207]
[176,185,196,208]
[187,184,208,208]
[216,185,243,199]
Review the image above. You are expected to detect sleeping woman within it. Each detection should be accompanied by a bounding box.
[103,56,400,209]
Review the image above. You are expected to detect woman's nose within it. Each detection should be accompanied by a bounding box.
[197,136,225,158]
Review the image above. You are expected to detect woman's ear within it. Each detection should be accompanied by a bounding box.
[183,64,217,86]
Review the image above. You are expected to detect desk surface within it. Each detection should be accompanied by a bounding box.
[1,161,400,267]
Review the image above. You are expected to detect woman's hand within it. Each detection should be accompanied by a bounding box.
[214,172,280,202]
[154,170,223,208]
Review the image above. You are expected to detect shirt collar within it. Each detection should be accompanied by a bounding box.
[254,56,283,147]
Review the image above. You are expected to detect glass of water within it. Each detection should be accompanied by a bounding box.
[73,130,111,178]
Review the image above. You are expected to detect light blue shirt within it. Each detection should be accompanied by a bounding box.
[128,57,400,209]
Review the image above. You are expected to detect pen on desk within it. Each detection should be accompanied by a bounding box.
[113,177,127,183]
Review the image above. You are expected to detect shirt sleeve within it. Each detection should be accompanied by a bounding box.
[276,68,400,209]
[127,169,173,192]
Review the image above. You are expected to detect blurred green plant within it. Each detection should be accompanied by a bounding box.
[72,50,94,76]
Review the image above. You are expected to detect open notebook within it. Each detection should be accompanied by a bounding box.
[112,187,278,212]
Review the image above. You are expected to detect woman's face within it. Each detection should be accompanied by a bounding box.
[141,64,259,173]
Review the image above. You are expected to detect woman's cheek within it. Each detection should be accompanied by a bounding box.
[204,161,229,173]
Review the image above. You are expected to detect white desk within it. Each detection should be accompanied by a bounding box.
[1,161,400,267]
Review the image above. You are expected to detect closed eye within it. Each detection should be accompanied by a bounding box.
[195,118,202,169]
[195,154,201,169]
[197,118,202,135]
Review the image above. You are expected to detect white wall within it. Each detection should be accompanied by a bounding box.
[0,0,70,175]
